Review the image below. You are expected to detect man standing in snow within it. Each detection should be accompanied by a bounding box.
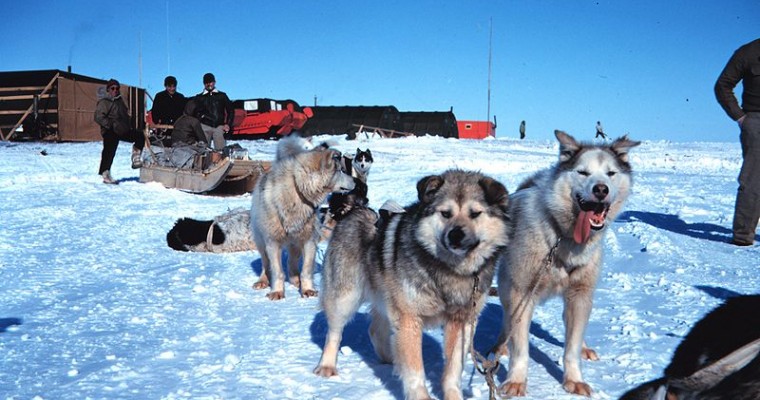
[94,79,145,184]
[196,73,233,150]
[519,120,526,139]
[715,38,760,246]
[595,121,607,140]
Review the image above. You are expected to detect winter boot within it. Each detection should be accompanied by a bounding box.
[131,147,143,169]
[102,170,117,184]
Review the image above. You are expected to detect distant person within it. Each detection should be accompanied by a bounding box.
[151,75,186,126]
[170,98,209,168]
[94,79,145,184]
[519,120,526,139]
[595,121,607,140]
[715,38,760,246]
[196,73,233,150]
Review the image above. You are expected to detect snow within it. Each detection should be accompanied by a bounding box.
[0,135,758,399]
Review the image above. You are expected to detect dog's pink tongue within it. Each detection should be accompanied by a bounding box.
[573,211,592,244]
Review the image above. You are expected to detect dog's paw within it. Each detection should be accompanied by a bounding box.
[498,382,526,397]
[488,286,499,296]
[313,365,338,377]
[266,291,285,301]
[563,380,592,397]
[252,280,269,290]
[302,289,318,298]
[581,346,599,361]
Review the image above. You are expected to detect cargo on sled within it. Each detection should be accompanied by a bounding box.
[138,124,270,194]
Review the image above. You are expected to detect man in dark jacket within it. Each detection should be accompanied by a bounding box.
[169,99,209,168]
[171,99,207,147]
[151,75,186,126]
[196,72,233,150]
[94,79,145,184]
[715,38,760,246]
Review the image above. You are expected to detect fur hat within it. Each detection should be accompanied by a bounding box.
[106,79,120,88]
[203,73,215,84]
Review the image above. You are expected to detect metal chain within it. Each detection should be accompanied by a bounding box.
[468,236,562,399]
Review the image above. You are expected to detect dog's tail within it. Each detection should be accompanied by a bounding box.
[166,218,225,251]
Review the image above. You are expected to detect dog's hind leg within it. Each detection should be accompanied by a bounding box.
[299,239,318,297]
[285,242,302,289]
[252,250,270,290]
[314,278,363,377]
[264,242,286,300]
[369,308,393,363]
[561,288,594,396]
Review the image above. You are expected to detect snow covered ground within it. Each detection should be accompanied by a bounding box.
[0,134,757,400]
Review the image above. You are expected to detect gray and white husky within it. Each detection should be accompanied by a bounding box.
[493,130,640,397]
[314,169,511,400]
[250,137,354,300]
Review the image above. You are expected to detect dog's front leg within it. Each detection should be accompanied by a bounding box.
[499,288,534,397]
[299,239,318,297]
[265,242,286,300]
[441,320,471,400]
[395,315,431,400]
[561,287,593,396]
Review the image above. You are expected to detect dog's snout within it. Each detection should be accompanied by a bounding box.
[448,226,465,247]
[592,183,609,200]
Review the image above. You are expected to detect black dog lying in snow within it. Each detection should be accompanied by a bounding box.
[620,294,760,400]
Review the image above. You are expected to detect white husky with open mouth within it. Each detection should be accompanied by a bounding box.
[492,130,640,397]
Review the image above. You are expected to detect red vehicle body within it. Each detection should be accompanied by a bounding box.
[230,99,313,138]
[457,120,496,139]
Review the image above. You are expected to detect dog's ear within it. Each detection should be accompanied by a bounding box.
[609,135,641,163]
[417,175,444,204]
[366,149,372,156]
[555,130,580,162]
[322,149,341,170]
[479,177,509,212]
[356,147,361,154]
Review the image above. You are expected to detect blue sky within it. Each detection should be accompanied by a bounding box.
[2,1,758,141]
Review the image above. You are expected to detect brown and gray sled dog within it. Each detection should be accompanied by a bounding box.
[493,130,640,397]
[314,169,510,400]
[250,142,354,300]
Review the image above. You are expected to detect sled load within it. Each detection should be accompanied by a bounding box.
[139,127,271,194]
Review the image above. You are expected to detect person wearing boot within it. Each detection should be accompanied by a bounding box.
[94,78,145,184]
[715,38,760,246]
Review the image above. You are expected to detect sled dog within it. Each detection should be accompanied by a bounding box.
[314,169,510,400]
[341,148,373,183]
[250,142,354,300]
[493,130,640,397]
[166,207,254,253]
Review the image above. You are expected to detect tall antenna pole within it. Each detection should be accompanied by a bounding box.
[138,32,143,88]
[166,1,171,74]
[487,17,493,124]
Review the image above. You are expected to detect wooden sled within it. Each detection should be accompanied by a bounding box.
[139,156,234,193]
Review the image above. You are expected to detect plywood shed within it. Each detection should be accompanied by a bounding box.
[0,69,145,142]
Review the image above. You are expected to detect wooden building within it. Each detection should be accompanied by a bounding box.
[0,69,145,141]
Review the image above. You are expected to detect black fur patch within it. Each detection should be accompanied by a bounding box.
[166,218,226,251]
[328,178,369,221]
